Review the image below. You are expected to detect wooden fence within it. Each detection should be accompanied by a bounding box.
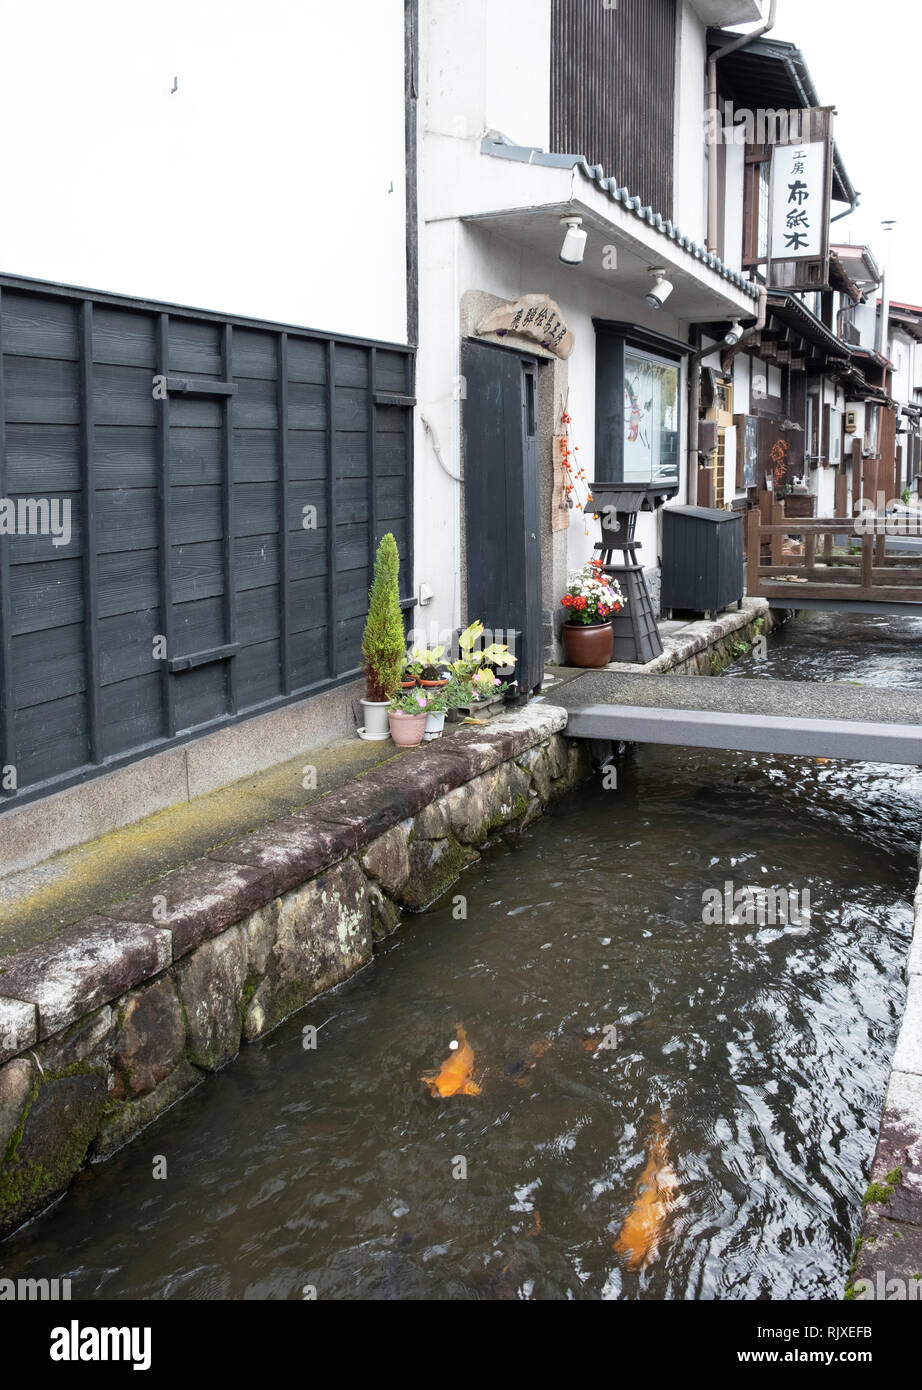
[745,503,922,606]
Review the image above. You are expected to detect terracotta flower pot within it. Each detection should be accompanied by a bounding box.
[419,678,449,689]
[399,678,418,690]
[562,620,613,669]
[388,709,428,747]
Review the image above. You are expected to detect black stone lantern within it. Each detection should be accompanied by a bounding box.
[585,481,678,664]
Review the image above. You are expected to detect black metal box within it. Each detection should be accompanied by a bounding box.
[660,506,743,619]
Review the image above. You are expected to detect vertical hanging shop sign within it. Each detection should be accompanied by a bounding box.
[766,106,834,292]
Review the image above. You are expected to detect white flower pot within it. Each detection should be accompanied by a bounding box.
[423,711,446,740]
[359,698,391,741]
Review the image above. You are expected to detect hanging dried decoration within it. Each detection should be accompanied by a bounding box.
[554,389,593,535]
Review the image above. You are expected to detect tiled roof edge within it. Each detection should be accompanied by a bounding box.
[480,137,761,300]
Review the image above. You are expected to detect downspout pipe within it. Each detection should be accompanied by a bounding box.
[686,331,702,503]
[830,192,861,224]
[721,284,769,373]
[707,0,778,257]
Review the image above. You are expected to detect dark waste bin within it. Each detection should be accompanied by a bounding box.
[660,506,743,619]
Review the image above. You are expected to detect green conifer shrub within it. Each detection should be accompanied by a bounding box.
[361,532,405,701]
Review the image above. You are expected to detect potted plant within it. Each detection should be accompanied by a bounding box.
[399,654,421,690]
[388,687,430,748]
[359,533,405,740]
[411,646,450,688]
[471,667,506,704]
[444,676,475,724]
[422,683,451,740]
[560,564,624,668]
[450,621,516,687]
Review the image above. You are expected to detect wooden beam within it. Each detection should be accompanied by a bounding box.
[861,531,874,590]
[156,313,176,738]
[746,509,760,594]
[278,333,291,695]
[80,300,101,764]
[222,324,237,715]
[771,502,784,566]
[0,289,13,793]
[326,340,338,679]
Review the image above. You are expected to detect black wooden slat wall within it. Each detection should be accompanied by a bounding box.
[550,0,677,220]
[0,276,414,810]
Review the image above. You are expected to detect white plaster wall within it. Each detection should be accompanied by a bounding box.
[913,341,922,392]
[814,467,836,514]
[0,0,407,342]
[854,301,878,350]
[424,0,549,146]
[733,351,751,417]
[891,331,914,405]
[674,2,708,243]
[722,143,745,274]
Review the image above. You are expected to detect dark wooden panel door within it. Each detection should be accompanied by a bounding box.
[461,340,543,697]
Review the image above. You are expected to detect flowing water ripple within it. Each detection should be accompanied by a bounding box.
[1,614,920,1299]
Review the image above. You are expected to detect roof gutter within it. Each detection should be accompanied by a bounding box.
[707,0,778,256]
[830,192,860,225]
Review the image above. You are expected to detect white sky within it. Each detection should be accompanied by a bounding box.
[736,0,922,304]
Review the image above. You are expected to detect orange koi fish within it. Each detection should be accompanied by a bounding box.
[613,1114,679,1271]
[421,1025,482,1098]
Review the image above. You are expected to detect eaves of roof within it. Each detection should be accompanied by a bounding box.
[825,357,894,405]
[481,136,761,302]
[766,291,851,357]
[707,30,857,206]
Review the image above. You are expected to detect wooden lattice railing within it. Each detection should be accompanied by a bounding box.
[745,505,922,605]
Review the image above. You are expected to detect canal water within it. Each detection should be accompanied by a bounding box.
[2,613,921,1300]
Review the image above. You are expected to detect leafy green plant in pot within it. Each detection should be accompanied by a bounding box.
[411,646,450,688]
[450,621,516,700]
[399,653,422,690]
[359,533,405,741]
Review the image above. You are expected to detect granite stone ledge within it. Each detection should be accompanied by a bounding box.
[0,996,38,1064]
[0,917,172,1041]
[108,861,275,960]
[892,974,922,1079]
[209,816,356,896]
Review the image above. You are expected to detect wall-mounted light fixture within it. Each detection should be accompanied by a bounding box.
[723,321,744,347]
[559,216,587,266]
[646,268,674,309]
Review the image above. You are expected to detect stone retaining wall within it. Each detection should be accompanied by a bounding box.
[850,843,922,1297]
[639,598,779,677]
[0,704,587,1240]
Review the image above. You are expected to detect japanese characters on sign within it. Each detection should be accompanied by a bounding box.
[769,140,825,261]
[476,294,574,359]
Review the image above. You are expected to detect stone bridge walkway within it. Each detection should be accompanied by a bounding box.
[554,670,922,765]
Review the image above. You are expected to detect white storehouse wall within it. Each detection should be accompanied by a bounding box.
[0,0,408,344]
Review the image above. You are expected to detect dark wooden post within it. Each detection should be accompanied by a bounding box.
[861,531,874,593]
[746,509,761,595]
[771,501,784,566]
